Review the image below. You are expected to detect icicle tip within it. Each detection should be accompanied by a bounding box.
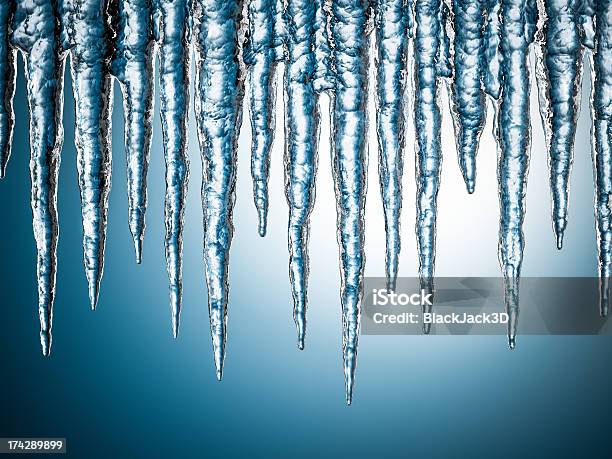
[134,237,143,264]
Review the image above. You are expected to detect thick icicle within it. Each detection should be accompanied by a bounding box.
[414,0,443,332]
[496,0,533,349]
[194,0,244,380]
[374,0,409,291]
[591,0,612,316]
[0,0,15,179]
[330,0,369,406]
[109,0,155,264]
[450,0,486,193]
[245,0,276,237]
[12,0,65,355]
[579,0,595,50]
[313,0,334,93]
[62,0,114,310]
[534,0,583,250]
[154,0,191,337]
[483,0,502,99]
[284,0,319,350]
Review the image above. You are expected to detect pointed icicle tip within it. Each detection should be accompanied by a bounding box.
[556,232,564,251]
[214,345,225,381]
[88,284,99,311]
[40,331,52,357]
[508,336,516,350]
[466,179,475,195]
[172,316,180,339]
[422,322,431,335]
[0,165,5,180]
[216,367,223,381]
[297,336,305,351]
[258,211,267,238]
[134,237,143,264]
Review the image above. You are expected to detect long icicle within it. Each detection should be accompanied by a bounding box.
[65,0,114,310]
[330,0,370,406]
[497,0,534,349]
[154,0,191,337]
[246,0,277,237]
[12,0,65,355]
[374,0,409,291]
[0,0,15,179]
[194,0,244,380]
[591,0,612,316]
[284,0,319,350]
[414,0,443,333]
[450,0,487,193]
[109,0,155,264]
[534,0,583,250]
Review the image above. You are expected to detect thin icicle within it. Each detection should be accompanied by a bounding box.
[497,0,533,349]
[62,0,114,310]
[591,0,612,316]
[414,0,443,333]
[534,0,583,250]
[154,0,191,337]
[313,0,334,93]
[374,0,409,291]
[436,0,452,79]
[245,0,276,237]
[194,0,244,380]
[450,0,486,193]
[330,0,370,406]
[109,0,155,264]
[0,0,15,179]
[483,0,502,99]
[284,0,319,350]
[12,0,65,356]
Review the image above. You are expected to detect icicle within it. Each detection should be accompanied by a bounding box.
[497,0,533,349]
[591,0,612,317]
[284,0,319,350]
[0,0,15,179]
[194,0,244,380]
[154,0,191,337]
[450,0,486,193]
[534,0,583,250]
[109,0,155,264]
[483,0,502,99]
[414,0,443,333]
[579,0,595,50]
[313,0,334,93]
[60,0,114,310]
[245,0,277,237]
[330,0,370,406]
[374,0,409,291]
[436,0,452,79]
[273,0,285,61]
[12,0,65,355]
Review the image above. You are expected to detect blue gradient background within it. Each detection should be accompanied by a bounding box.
[1,47,612,458]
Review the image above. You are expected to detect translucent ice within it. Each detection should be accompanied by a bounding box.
[109,0,155,264]
[330,0,370,405]
[61,0,114,310]
[534,0,583,250]
[154,0,191,337]
[194,0,244,380]
[0,0,16,179]
[12,0,66,355]
[283,0,320,350]
[496,0,533,349]
[374,0,409,290]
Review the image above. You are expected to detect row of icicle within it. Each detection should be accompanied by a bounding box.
[0,0,609,404]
